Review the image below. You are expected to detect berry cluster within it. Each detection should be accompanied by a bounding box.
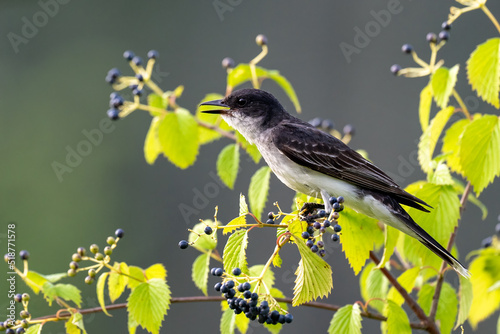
[481,219,500,248]
[308,118,355,138]
[212,267,293,326]
[105,50,162,121]
[67,229,124,284]
[391,21,451,76]
[0,289,30,333]
[301,196,344,256]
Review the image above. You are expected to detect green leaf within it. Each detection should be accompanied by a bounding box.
[459,114,500,195]
[249,265,275,290]
[220,308,236,334]
[109,262,129,303]
[217,144,240,189]
[96,272,111,317]
[196,93,232,145]
[360,262,388,313]
[272,252,283,268]
[419,84,433,131]
[455,275,473,329]
[25,324,42,334]
[400,182,460,271]
[387,267,421,306]
[43,272,67,283]
[418,106,454,173]
[223,229,249,274]
[42,282,82,307]
[384,300,411,334]
[452,178,488,220]
[192,252,210,295]
[239,193,249,215]
[145,263,167,281]
[128,314,138,334]
[24,271,49,294]
[442,118,470,175]
[127,266,146,290]
[292,237,332,306]
[328,304,362,334]
[418,282,458,334]
[158,108,199,169]
[248,166,272,220]
[227,64,301,112]
[430,162,453,185]
[469,248,500,328]
[127,278,171,334]
[430,65,459,108]
[65,312,87,334]
[339,207,383,275]
[189,221,217,251]
[236,131,261,164]
[148,93,167,111]
[144,116,163,165]
[235,312,250,334]
[467,38,500,108]
[377,225,399,269]
[223,215,247,235]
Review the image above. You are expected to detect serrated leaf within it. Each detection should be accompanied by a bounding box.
[419,84,433,131]
[43,282,82,307]
[127,266,146,290]
[328,304,362,334]
[223,215,247,235]
[97,272,111,317]
[459,114,500,195]
[158,107,199,169]
[248,166,272,220]
[468,248,500,328]
[452,178,488,219]
[384,300,411,334]
[387,267,421,306]
[292,237,332,306]
[431,65,459,108]
[24,271,49,294]
[339,207,383,275]
[377,226,399,269]
[65,312,86,334]
[196,93,232,145]
[418,106,455,173]
[272,252,283,268]
[400,182,460,271]
[109,262,129,303]
[43,272,67,283]
[145,263,167,281]
[127,278,171,334]
[249,265,275,290]
[467,38,500,108]
[189,221,217,251]
[220,308,236,334]
[430,162,453,185]
[25,324,42,334]
[223,230,249,274]
[418,282,458,334]
[227,64,301,112]
[217,144,240,189]
[192,253,210,295]
[144,116,162,165]
[442,118,470,175]
[239,194,249,216]
[360,263,388,313]
[455,275,473,329]
[128,314,138,334]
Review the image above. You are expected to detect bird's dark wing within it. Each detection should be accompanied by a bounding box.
[272,122,431,212]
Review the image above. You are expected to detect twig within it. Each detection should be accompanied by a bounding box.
[429,181,472,322]
[370,252,439,333]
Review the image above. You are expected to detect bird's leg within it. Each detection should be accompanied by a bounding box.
[321,190,333,213]
[299,202,324,217]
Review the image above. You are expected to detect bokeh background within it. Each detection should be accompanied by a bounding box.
[1,0,500,333]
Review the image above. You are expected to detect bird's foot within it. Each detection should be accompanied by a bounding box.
[299,202,327,221]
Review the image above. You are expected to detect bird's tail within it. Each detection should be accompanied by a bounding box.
[403,216,471,278]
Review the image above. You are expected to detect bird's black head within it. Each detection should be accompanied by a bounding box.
[200,89,290,129]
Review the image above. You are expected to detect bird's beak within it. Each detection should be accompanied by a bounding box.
[199,99,230,114]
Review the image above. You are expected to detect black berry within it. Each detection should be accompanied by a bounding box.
[204,226,213,235]
[301,231,310,239]
[222,57,235,69]
[242,282,251,291]
[343,124,355,136]
[337,196,344,203]
[107,108,120,120]
[214,282,222,292]
[178,240,189,249]
[214,268,224,276]
[441,21,451,30]
[311,245,319,253]
[426,32,437,43]
[77,247,86,256]
[136,74,144,82]
[19,250,29,261]
[306,239,314,248]
[132,88,142,96]
[438,31,449,41]
[147,50,159,59]
[323,220,331,228]
[334,224,342,232]
[256,34,268,46]
[390,64,402,75]
[313,222,321,230]
[123,50,135,61]
[285,313,293,323]
[132,56,143,66]
[401,44,413,53]
[482,236,493,248]
[331,234,339,242]
[318,210,326,218]
[319,249,326,257]
[329,197,337,205]
[266,218,274,224]
[317,241,324,248]
[115,228,125,238]
[14,294,22,303]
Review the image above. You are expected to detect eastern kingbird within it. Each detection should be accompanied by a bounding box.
[200,88,470,278]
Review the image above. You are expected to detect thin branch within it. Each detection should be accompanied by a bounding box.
[32,295,428,330]
[429,181,472,322]
[370,252,439,334]
[196,120,237,141]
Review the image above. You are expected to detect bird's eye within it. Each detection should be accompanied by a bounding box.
[237,98,247,107]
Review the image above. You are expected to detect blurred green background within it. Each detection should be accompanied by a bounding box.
[1,0,500,333]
